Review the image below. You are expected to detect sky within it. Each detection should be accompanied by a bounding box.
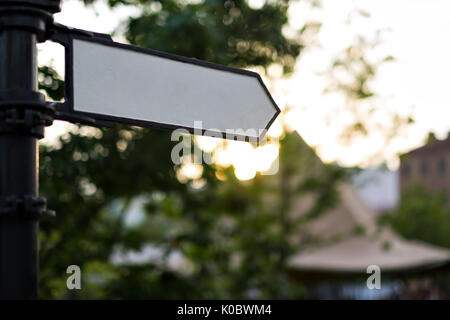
[280,0,450,169]
[38,0,450,178]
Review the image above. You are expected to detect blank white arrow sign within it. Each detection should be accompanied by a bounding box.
[66,36,280,141]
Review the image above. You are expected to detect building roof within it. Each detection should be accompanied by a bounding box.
[288,184,450,274]
[402,133,450,158]
[289,232,450,273]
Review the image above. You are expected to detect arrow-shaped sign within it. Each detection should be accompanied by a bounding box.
[57,33,280,142]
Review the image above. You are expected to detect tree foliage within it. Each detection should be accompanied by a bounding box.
[379,185,450,248]
[37,0,345,299]
[39,124,345,298]
[86,0,311,73]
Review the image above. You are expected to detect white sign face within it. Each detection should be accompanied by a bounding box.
[68,37,280,141]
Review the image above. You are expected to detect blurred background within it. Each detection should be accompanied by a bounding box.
[36,0,450,299]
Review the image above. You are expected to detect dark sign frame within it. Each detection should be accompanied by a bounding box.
[52,31,280,143]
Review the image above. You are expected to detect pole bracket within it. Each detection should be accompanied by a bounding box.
[0,195,55,220]
[0,100,55,138]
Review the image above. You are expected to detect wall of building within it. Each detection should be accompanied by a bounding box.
[399,135,450,201]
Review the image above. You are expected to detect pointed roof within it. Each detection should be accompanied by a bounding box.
[288,183,450,274]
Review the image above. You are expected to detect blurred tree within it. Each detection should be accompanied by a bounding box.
[379,185,450,248]
[323,13,414,166]
[39,124,346,298]
[38,65,65,101]
[87,0,305,73]
[38,0,340,299]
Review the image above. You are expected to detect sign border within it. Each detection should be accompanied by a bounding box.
[60,34,281,143]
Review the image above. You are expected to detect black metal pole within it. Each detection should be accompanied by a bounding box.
[0,0,60,299]
[0,29,40,299]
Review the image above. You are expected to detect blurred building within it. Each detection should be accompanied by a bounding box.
[108,133,450,299]
[287,134,450,299]
[400,133,450,200]
[288,183,450,299]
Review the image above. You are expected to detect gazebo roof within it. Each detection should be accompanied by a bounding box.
[288,183,450,274]
[288,232,450,274]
